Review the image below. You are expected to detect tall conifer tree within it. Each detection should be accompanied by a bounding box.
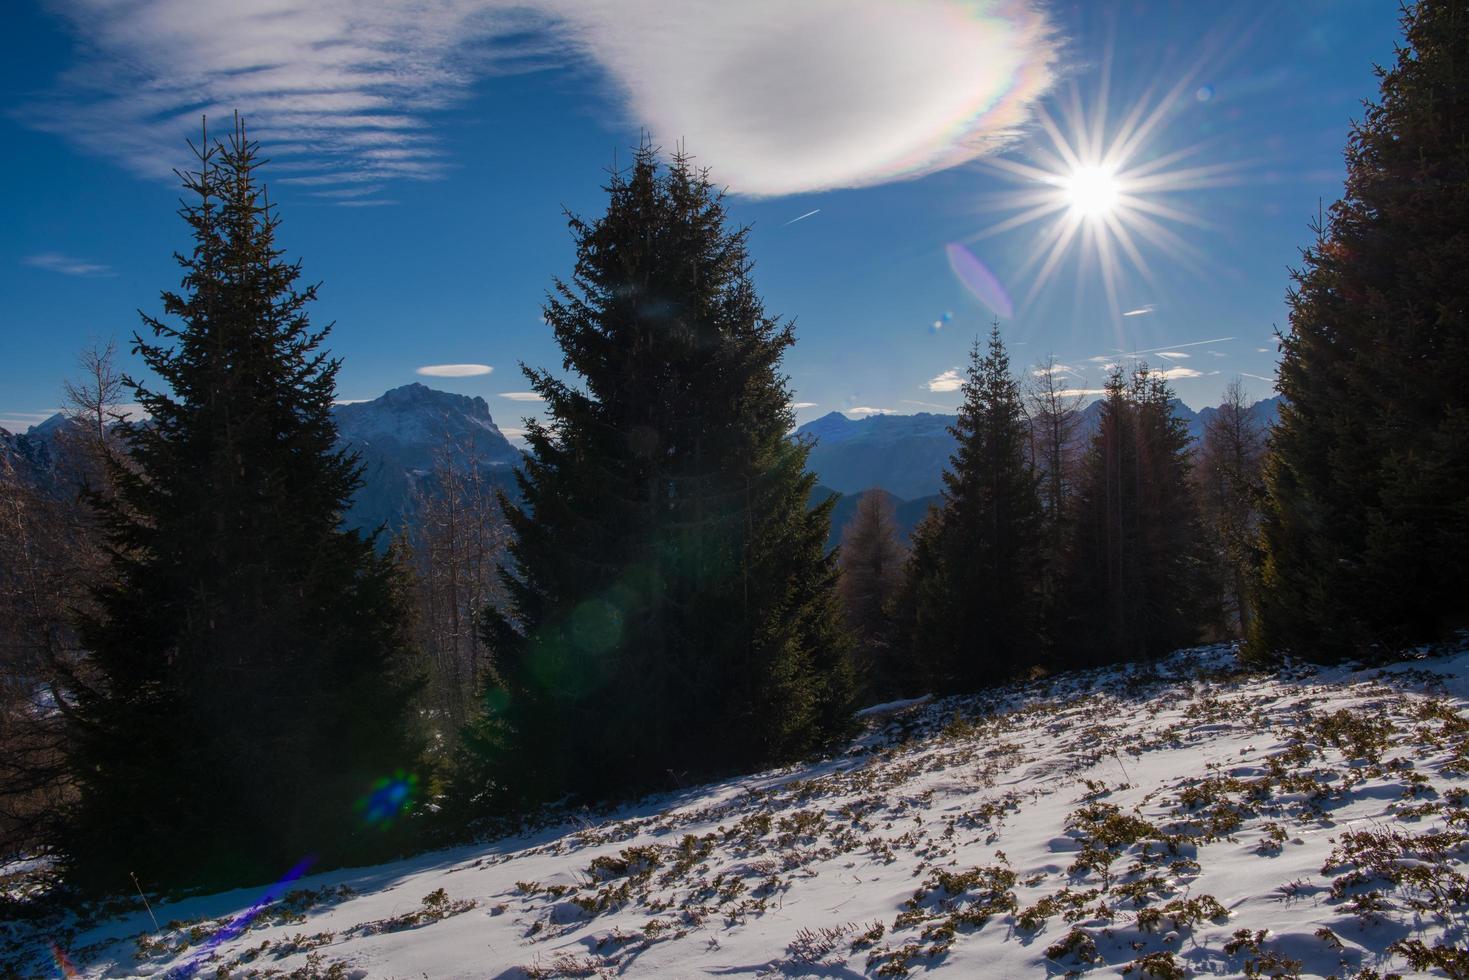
[898,326,1044,693]
[64,121,422,892]
[1060,366,1213,666]
[456,145,851,813]
[1255,0,1469,661]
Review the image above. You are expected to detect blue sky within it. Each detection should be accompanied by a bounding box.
[1,0,1401,438]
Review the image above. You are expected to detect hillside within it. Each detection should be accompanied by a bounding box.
[9,642,1469,978]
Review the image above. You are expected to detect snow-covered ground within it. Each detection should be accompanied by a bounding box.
[9,643,1469,978]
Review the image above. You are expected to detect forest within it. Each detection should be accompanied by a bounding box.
[0,0,1464,928]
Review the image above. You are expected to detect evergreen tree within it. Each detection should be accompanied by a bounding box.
[837,489,907,699]
[455,145,852,814]
[1255,0,1469,662]
[1060,366,1213,666]
[900,326,1045,694]
[64,121,423,892]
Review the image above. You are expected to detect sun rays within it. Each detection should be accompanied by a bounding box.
[971,61,1244,326]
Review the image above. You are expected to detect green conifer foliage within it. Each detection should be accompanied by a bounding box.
[1061,366,1214,666]
[1255,0,1469,661]
[898,326,1045,694]
[64,121,423,892]
[456,145,852,813]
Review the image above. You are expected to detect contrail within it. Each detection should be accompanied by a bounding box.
[783,208,821,226]
[1103,336,1235,359]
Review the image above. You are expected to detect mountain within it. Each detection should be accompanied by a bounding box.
[4,385,523,536]
[332,383,522,532]
[798,411,957,500]
[799,395,1284,504]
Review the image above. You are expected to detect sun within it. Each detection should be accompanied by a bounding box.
[1063,165,1119,217]
[968,69,1240,322]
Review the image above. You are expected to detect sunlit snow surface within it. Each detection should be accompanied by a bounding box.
[10,642,1469,978]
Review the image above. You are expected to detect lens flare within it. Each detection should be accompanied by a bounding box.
[356,770,419,829]
[944,243,1014,319]
[166,856,318,979]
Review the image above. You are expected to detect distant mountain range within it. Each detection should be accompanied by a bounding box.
[1,383,523,535]
[3,386,1280,550]
[797,395,1282,504]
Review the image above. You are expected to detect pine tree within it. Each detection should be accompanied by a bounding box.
[63,120,423,892]
[1255,0,1469,662]
[837,489,907,699]
[455,144,852,814]
[1060,366,1214,666]
[901,325,1045,693]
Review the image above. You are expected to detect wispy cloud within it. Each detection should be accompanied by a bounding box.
[1157,366,1203,380]
[1156,351,1190,360]
[498,391,544,402]
[926,368,963,393]
[1122,305,1155,317]
[1241,372,1276,384]
[24,0,1058,199]
[790,401,818,409]
[1057,387,1107,398]
[846,406,895,417]
[22,252,114,277]
[417,363,493,377]
[901,398,954,411]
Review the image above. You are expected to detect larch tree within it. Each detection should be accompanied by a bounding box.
[1255,0,1469,662]
[1195,378,1267,638]
[455,144,852,815]
[64,120,423,893]
[837,489,907,699]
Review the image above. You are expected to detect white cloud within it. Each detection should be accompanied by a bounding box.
[498,391,545,402]
[1122,305,1155,317]
[791,401,818,409]
[1156,351,1190,360]
[22,252,114,277]
[553,0,1059,196]
[25,0,1058,198]
[1157,366,1203,380]
[1056,387,1108,398]
[927,368,963,393]
[417,363,493,377]
[846,406,895,417]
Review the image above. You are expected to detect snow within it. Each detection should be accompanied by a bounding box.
[11,642,1469,978]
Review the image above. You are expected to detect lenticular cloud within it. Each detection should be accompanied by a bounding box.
[27,0,1058,200]
[552,0,1060,196]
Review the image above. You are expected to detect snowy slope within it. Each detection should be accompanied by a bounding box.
[11,643,1469,979]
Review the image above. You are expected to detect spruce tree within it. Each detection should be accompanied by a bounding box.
[64,121,423,892]
[456,145,852,813]
[900,326,1045,693]
[1255,0,1469,662]
[1060,366,1213,666]
[837,489,907,699]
